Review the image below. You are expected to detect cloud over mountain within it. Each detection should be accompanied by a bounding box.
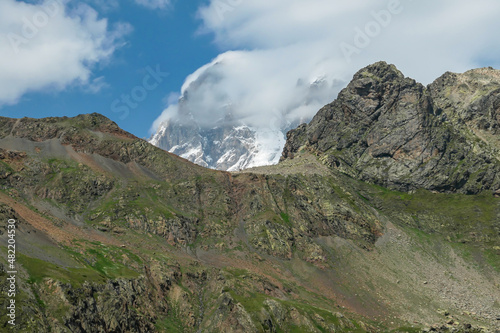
[152,0,500,134]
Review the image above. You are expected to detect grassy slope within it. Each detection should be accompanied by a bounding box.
[0,116,498,332]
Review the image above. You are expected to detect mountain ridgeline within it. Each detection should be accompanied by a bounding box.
[283,62,500,194]
[0,62,499,333]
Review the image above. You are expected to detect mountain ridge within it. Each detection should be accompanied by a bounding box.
[0,62,499,332]
[282,61,500,194]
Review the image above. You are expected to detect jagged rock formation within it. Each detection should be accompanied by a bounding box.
[0,63,499,332]
[282,62,500,194]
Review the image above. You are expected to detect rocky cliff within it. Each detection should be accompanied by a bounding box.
[282,62,500,194]
[0,63,499,332]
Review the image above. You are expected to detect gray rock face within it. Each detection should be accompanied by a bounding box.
[429,68,500,153]
[429,68,500,130]
[60,278,162,333]
[282,61,500,194]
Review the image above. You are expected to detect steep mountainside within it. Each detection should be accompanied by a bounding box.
[283,62,500,194]
[0,63,499,333]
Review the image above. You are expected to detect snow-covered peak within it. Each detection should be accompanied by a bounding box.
[149,117,287,171]
[148,58,338,171]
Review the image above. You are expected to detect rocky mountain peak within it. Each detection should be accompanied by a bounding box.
[351,61,404,83]
[429,67,500,132]
[282,62,500,194]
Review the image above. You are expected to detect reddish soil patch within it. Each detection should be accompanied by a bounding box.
[0,192,122,248]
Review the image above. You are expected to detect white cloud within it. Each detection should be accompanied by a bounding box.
[84,76,109,94]
[0,0,131,106]
[152,48,346,131]
[152,0,500,135]
[134,0,171,10]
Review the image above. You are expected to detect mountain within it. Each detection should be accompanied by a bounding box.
[149,113,287,171]
[148,61,333,171]
[283,62,500,194]
[0,62,499,333]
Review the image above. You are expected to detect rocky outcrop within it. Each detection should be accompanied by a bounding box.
[0,113,136,143]
[429,68,500,134]
[46,278,163,333]
[282,62,500,194]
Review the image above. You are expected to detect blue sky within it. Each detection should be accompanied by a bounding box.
[0,0,219,138]
[1,0,500,139]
